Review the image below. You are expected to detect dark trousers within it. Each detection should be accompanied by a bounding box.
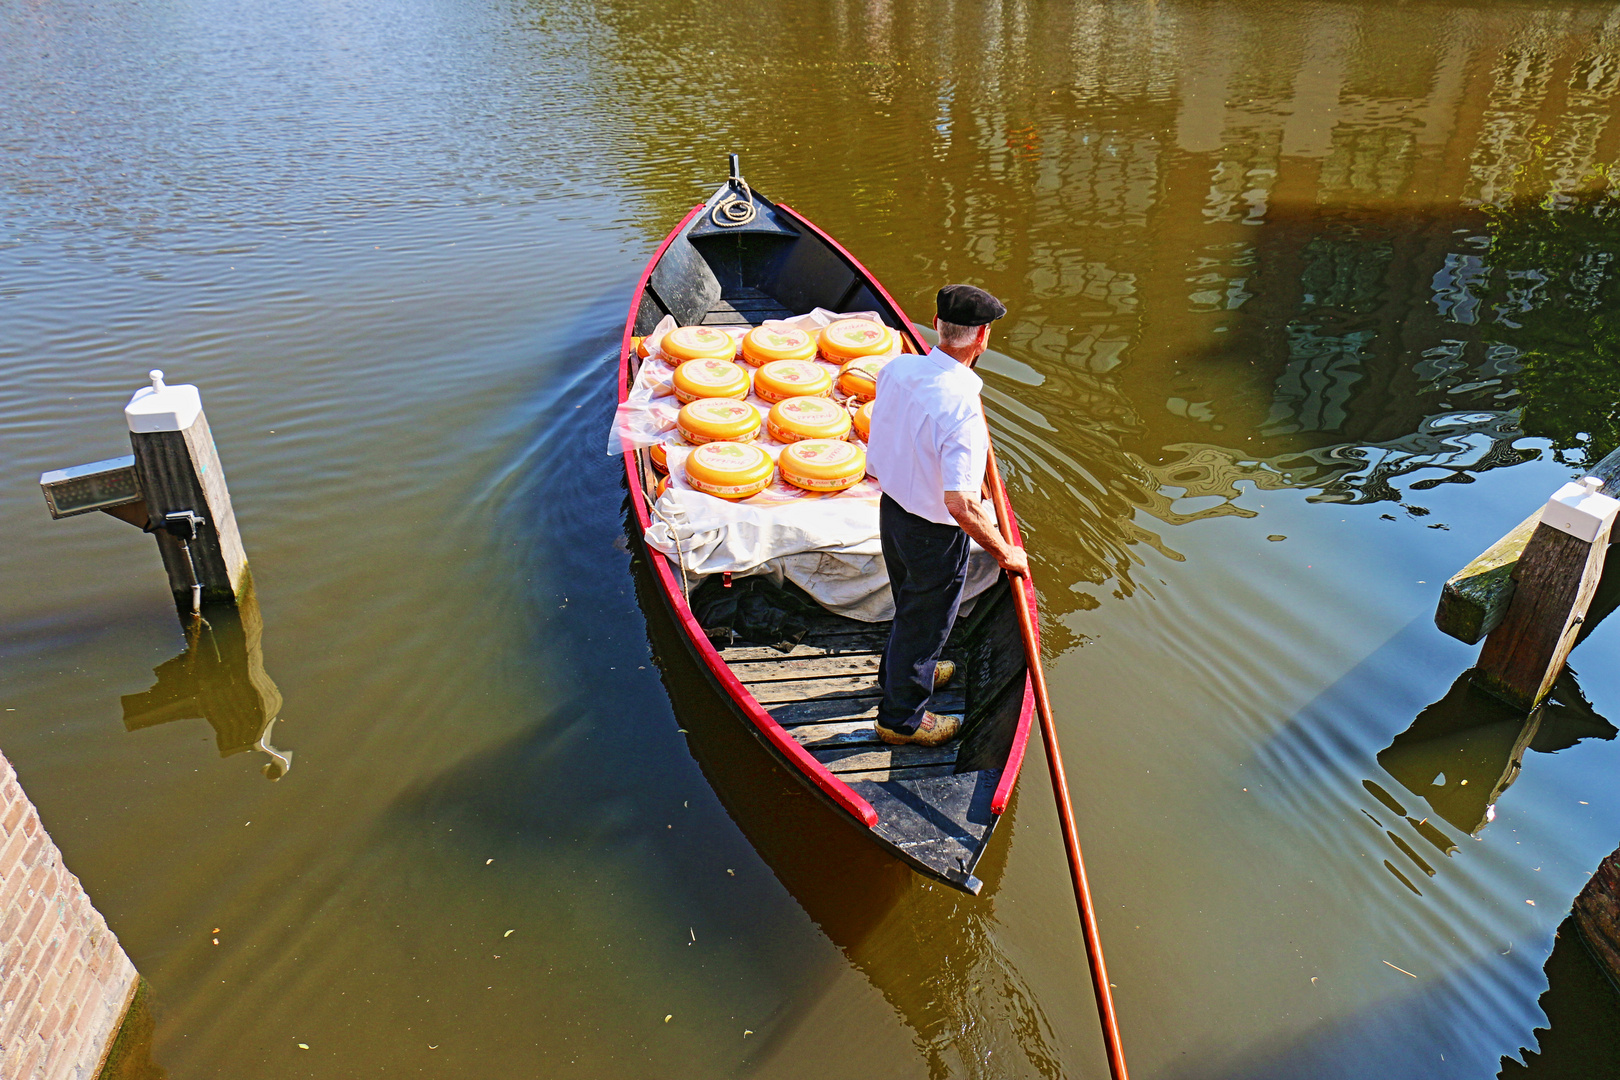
[877,494,971,735]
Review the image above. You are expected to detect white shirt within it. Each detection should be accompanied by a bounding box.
[865,347,989,526]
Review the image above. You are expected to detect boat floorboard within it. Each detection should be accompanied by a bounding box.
[719,614,967,775]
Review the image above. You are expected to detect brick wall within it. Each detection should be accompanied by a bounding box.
[0,751,138,1080]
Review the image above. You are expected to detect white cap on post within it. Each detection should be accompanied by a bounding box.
[1540,477,1620,543]
[126,369,203,433]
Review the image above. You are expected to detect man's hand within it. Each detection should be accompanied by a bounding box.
[943,490,1028,578]
[998,545,1029,578]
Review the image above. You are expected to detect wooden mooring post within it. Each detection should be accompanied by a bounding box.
[40,370,249,617]
[1436,448,1620,713]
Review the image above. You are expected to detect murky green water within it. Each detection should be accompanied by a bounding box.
[5,1,1620,1076]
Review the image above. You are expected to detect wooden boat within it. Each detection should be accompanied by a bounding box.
[618,160,1036,894]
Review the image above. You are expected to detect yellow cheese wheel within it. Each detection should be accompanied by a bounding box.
[677,398,761,445]
[766,396,853,443]
[852,400,874,442]
[684,441,775,500]
[819,318,897,363]
[662,325,737,362]
[741,325,817,367]
[837,355,892,401]
[650,440,670,473]
[779,439,867,493]
[753,359,833,404]
[672,358,750,403]
[654,475,669,499]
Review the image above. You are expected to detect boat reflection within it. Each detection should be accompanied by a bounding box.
[629,528,1064,1077]
[120,585,291,779]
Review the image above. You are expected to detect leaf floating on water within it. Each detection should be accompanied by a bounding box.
[486,859,494,865]
[1382,961,1417,978]
[726,869,734,876]
[297,1043,310,1050]
[743,1030,753,1038]
[664,1015,672,1024]
[504,929,515,938]
[1267,535,1286,542]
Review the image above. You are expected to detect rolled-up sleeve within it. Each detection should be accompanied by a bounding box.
[939,414,988,494]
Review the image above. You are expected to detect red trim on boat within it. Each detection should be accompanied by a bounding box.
[775,203,1039,818]
[620,204,880,830]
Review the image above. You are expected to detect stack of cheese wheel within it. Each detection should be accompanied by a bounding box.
[677,398,761,445]
[852,400,874,443]
[837,356,891,401]
[741,324,817,367]
[672,358,750,403]
[684,441,775,500]
[818,317,898,364]
[767,395,852,443]
[779,439,867,493]
[753,359,833,404]
[662,325,737,363]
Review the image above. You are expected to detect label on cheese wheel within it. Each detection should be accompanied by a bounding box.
[663,325,736,361]
[686,441,774,499]
[754,359,833,403]
[820,318,894,359]
[672,358,750,403]
[742,325,816,366]
[767,395,852,443]
[781,439,866,492]
[678,399,760,444]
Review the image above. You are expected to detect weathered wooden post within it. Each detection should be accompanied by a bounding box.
[125,370,248,615]
[1574,847,1620,994]
[41,370,249,617]
[1473,477,1619,711]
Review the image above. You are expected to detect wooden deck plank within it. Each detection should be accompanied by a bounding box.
[731,653,881,683]
[836,764,959,784]
[789,718,886,749]
[766,696,881,727]
[718,631,887,662]
[749,674,883,704]
[815,743,959,774]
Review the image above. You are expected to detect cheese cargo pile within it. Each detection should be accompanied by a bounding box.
[779,439,867,493]
[754,359,833,404]
[741,324,817,367]
[672,358,750,403]
[766,396,853,443]
[684,441,775,500]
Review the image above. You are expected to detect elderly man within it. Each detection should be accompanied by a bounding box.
[865,285,1029,747]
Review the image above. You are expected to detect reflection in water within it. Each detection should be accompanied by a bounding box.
[1375,670,1616,843]
[633,534,1064,1080]
[1498,916,1620,1079]
[120,587,290,780]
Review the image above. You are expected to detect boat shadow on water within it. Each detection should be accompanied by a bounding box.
[627,517,1070,1080]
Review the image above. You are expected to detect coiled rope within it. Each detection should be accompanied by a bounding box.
[710,177,757,228]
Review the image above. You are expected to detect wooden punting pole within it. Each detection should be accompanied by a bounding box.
[986,450,1130,1080]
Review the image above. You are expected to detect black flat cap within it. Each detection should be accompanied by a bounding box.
[937,283,1006,326]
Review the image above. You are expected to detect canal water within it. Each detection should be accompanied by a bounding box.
[5,0,1620,1076]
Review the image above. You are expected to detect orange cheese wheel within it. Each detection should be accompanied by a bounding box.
[779,439,867,493]
[654,475,669,499]
[684,441,775,500]
[753,359,833,404]
[837,356,892,401]
[677,398,761,445]
[852,400,874,442]
[819,318,897,363]
[650,440,670,474]
[741,325,817,367]
[662,325,737,363]
[672,358,750,403]
[766,396,853,443]
[631,336,649,358]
